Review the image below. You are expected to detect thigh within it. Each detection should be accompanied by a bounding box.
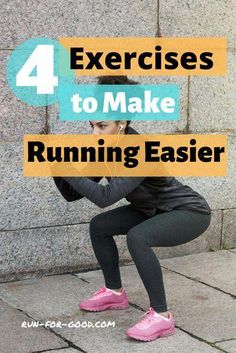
[129,210,211,247]
[90,204,149,237]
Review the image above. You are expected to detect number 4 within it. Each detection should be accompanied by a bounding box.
[16,44,58,94]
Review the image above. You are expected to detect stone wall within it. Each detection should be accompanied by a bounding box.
[0,0,235,281]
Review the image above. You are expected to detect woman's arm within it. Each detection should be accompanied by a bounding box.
[62,176,145,207]
[53,176,103,202]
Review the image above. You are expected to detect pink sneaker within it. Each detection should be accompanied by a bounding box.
[126,307,175,341]
[79,285,129,312]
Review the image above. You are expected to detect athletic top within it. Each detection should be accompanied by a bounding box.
[53,126,212,217]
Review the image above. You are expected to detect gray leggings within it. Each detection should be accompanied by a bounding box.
[89,204,211,312]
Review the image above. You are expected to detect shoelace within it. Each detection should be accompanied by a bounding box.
[136,307,156,327]
[92,286,107,299]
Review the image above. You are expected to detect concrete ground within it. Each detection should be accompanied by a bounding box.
[0,248,235,353]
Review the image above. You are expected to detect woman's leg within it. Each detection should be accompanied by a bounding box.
[89,204,149,290]
[126,210,211,313]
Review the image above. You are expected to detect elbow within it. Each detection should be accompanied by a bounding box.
[63,195,74,202]
[63,194,81,202]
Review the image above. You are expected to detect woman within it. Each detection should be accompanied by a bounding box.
[53,76,211,342]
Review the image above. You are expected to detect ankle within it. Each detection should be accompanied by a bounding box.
[106,286,123,292]
[156,311,169,319]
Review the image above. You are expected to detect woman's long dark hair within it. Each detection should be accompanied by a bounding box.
[97,75,139,133]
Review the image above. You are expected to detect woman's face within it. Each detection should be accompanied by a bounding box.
[89,121,123,135]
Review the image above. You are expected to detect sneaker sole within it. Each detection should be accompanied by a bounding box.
[79,299,129,312]
[126,325,175,341]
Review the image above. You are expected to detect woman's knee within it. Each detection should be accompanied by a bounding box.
[126,227,146,250]
[89,213,107,236]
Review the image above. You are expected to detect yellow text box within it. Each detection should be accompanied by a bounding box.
[59,37,227,76]
[24,134,227,177]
